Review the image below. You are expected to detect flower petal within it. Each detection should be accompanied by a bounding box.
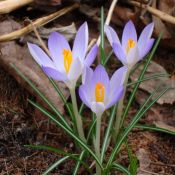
[106,86,124,109]
[84,44,98,67]
[79,85,91,108]
[104,25,120,46]
[82,66,93,84]
[110,66,128,90]
[91,102,105,115]
[112,42,127,65]
[42,66,67,81]
[126,46,139,68]
[48,32,70,72]
[122,20,137,50]
[72,22,88,62]
[138,22,154,52]
[139,38,155,59]
[68,58,83,83]
[28,43,54,68]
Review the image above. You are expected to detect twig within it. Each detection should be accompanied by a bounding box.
[140,169,172,175]
[97,0,118,47]
[140,0,153,19]
[0,3,79,42]
[87,38,97,52]
[129,0,175,25]
[0,0,33,14]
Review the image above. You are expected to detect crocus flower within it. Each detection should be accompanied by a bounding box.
[105,20,154,69]
[79,65,127,115]
[28,22,98,89]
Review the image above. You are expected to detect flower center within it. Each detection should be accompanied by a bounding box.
[62,49,73,74]
[95,82,105,102]
[126,39,135,54]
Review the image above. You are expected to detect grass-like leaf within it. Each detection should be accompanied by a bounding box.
[105,86,169,172]
[28,99,103,170]
[11,64,71,131]
[112,163,131,175]
[135,124,175,135]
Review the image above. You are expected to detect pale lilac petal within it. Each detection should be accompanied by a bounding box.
[82,66,93,85]
[112,43,127,65]
[104,25,120,46]
[110,66,128,90]
[48,32,70,72]
[68,58,83,82]
[91,102,105,115]
[79,85,91,108]
[42,66,67,81]
[84,44,98,67]
[122,20,137,50]
[28,43,54,68]
[126,46,139,67]
[138,23,154,52]
[106,86,124,109]
[72,22,88,62]
[139,38,155,59]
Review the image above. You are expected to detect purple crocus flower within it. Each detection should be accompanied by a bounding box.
[79,65,127,115]
[28,22,98,89]
[105,20,154,69]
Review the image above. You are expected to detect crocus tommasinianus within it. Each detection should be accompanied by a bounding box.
[28,22,98,89]
[79,65,127,115]
[105,20,154,69]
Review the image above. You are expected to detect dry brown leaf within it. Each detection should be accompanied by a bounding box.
[131,61,175,104]
[154,121,175,133]
[0,18,69,114]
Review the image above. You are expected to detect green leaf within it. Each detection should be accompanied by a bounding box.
[28,100,103,170]
[120,33,162,127]
[100,7,106,65]
[126,143,138,175]
[11,64,71,131]
[104,50,113,66]
[105,86,169,172]
[112,163,131,175]
[43,156,69,175]
[135,124,175,135]
[101,104,117,163]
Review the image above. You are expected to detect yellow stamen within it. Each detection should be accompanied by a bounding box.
[126,39,135,53]
[95,82,105,102]
[62,49,73,74]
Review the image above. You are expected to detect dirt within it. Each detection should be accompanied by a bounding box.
[0,2,175,175]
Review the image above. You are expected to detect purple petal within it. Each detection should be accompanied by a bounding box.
[82,66,93,84]
[68,58,83,82]
[91,102,105,115]
[42,66,67,81]
[106,86,124,109]
[72,22,88,62]
[138,23,154,52]
[48,32,70,72]
[112,42,127,65]
[104,25,120,46]
[139,38,155,59]
[110,66,128,90]
[84,44,98,67]
[28,43,54,68]
[79,85,91,108]
[122,20,137,50]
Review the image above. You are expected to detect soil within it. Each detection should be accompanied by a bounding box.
[0,3,175,175]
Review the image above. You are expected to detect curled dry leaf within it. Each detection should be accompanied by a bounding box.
[0,18,69,114]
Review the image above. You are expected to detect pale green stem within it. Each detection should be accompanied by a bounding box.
[70,88,86,142]
[95,113,102,175]
[114,69,130,138]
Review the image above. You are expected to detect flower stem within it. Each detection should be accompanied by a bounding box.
[70,88,86,142]
[114,69,130,139]
[95,113,102,175]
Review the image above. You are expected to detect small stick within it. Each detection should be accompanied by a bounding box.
[0,3,79,42]
[129,0,175,25]
[0,0,33,14]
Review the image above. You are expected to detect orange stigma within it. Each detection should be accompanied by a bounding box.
[62,49,72,74]
[126,39,135,53]
[95,82,105,102]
